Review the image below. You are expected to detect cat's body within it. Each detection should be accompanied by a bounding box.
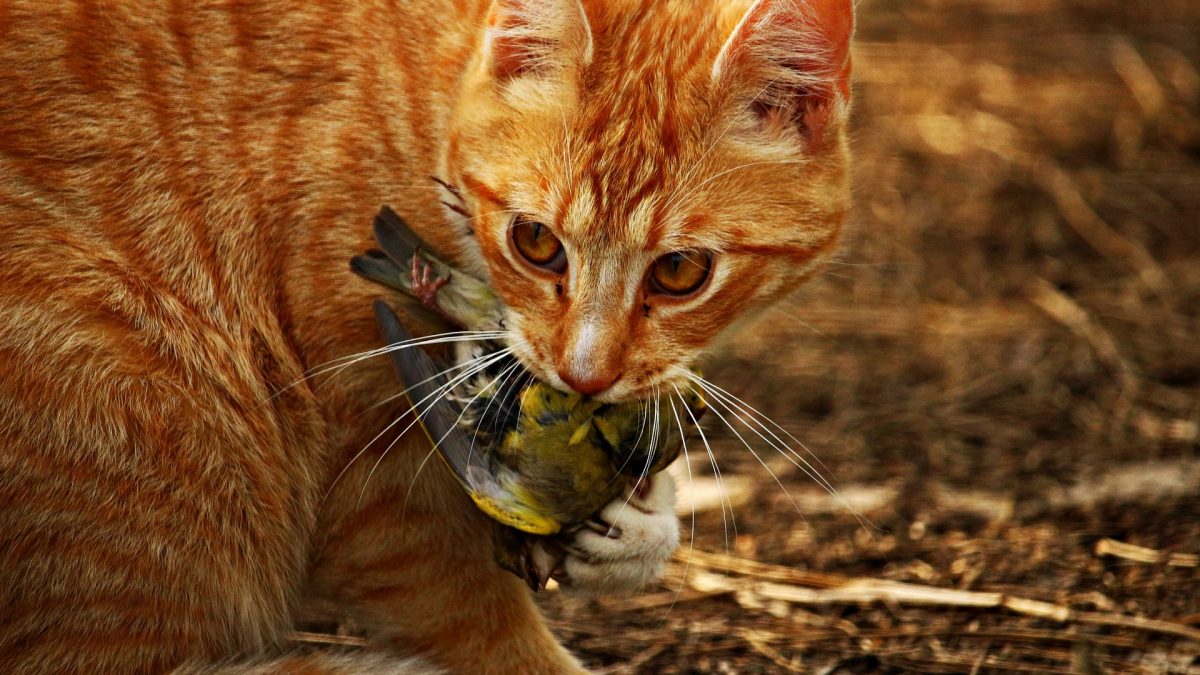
[0,0,852,672]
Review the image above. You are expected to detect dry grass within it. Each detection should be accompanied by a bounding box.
[537,0,1200,671]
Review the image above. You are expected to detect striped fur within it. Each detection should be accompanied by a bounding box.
[0,0,852,672]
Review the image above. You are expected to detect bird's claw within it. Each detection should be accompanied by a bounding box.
[410,255,450,312]
[518,539,563,592]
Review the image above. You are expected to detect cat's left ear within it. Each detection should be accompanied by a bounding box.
[483,0,594,82]
[712,0,854,147]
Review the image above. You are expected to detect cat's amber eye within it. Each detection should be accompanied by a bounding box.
[511,218,567,273]
[649,251,712,297]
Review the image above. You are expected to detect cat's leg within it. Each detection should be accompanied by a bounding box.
[554,472,681,595]
[304,423,587,675]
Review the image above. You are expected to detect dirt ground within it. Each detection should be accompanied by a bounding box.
[537,1,1200,672]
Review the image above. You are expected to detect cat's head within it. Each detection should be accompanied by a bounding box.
[442,0,853,402]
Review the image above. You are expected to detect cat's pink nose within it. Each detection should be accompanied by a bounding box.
[555,320,625,396]
[557,369,620,396]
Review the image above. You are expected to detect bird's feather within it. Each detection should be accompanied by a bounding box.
[373,300,560,536]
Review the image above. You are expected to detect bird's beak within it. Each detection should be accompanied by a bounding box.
[372,300,560,535]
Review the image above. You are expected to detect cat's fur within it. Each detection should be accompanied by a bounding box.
[0,0,853,672]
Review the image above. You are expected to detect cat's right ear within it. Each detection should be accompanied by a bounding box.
[712,0,854,148]
[483,0,594,82]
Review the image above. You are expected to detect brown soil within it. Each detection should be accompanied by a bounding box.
[537,1,1200,672]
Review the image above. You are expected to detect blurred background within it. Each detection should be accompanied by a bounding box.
[541,1,1200,671]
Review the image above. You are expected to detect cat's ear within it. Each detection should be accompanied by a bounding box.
[712,0,854,146]
[483,0,594,81]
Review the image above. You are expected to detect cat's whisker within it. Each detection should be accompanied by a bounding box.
[324,348,511,503]
[271,335,453,400]
[604,384,661,536]
[680,370,839,496]
[646,385,663,464]
[489,333,538,446]
[680,370,875,534]
[606,396,652,479]
[359,347,514,503]
[319,331,505,385]
[662,392,697,624]
[397,353,511,522]
[768,307,826,337]
[633,395,651,449]
[359,346,512,417]
[266,331,506,402]
[821,257,882,268]
[689,379,807,522]
[466,359,524,469]
[301,334,500,404]
[337,347,513,507]
[360,369,510,518]
[673,382,735,554]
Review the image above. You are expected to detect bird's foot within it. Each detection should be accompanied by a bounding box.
[410,255,450,310]
[550,471,679,595]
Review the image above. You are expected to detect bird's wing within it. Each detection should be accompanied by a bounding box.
[373,205,436,267]
[373,300,560,536]
[349,249,407,294]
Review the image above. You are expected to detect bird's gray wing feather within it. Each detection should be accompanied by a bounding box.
[350,250,406,293]
[372,300,501,498]
[374,300,557,535]
[373,205,429,266]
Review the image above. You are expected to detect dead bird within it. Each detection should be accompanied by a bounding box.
[353,206,705,588]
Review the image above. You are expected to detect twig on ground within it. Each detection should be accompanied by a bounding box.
[1095,538,1199,568]
[680,552,1200,644]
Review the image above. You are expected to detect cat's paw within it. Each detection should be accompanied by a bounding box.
[552,472,679,595]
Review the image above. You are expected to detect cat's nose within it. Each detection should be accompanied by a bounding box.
[557,369,620,396]
[554,321,624,396]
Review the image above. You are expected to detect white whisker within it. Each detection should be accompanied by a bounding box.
[360,348,509,417]
[467,359,524,469]
[359,348,514,502]
[266,331,506,402]
[680,369,874,534]
[397,355,512,520]
[680,371,838,495]
[338,347,512,507]
[323,348,510,501]
[606,385,661,535]
[693,380,806,521]
[662,392,697,624]
[673,382,735,553]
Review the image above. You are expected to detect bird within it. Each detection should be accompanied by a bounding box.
[354,206,705,589]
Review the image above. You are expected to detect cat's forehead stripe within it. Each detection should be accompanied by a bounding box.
[566,1,725,239]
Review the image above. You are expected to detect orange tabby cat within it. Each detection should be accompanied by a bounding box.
[0,0,853,672]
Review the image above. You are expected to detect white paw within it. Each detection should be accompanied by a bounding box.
[551,472,679,595]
